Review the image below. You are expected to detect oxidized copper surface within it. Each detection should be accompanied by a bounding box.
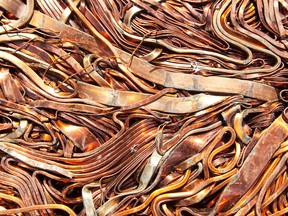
[0,0,287,215]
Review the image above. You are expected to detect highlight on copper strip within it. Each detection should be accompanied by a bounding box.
[0,0,286,215]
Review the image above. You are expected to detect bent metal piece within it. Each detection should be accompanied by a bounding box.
[0,204,77,216]
[82,183,100,216]
[0,142,73,178]
[0,0,34,34]
[117,47,277,101]
[77,81,228,114]
[0,0,287,215]
[8,2,276,101]
[214,108,288,214]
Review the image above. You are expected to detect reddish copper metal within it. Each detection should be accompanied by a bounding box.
[0,0,286,215]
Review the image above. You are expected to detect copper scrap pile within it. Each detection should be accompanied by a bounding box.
[0,0,287,215]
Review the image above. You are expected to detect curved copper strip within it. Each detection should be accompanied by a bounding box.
[0,142,73,178]
[175,126,236,173]
[0,0,34,34]
[1,157,51,215]
[0,1,286,215]
[151,169,237,213]
[77,81,228,114]
[215,111,288,213]
[207,141,241,174]
[0,204,77,216]
[217,156,281,215]
[255,151,288,215]
[0,50,76,98]
[18,1,279,101]
[0,192,25,208]
[113,169,191,216]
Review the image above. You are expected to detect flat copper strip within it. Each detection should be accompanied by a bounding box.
[2,0,275,101]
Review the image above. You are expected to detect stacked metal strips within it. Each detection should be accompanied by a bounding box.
[0,0,286,215]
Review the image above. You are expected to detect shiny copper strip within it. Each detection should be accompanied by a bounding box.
[0,0,286,215]
[4,0,276,100]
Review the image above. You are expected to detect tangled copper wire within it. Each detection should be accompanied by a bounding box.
[0,0,287,215]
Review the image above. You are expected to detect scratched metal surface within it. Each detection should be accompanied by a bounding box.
[0,0,286,215]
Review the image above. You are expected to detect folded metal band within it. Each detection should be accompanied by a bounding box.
[215,112,288,214]
[4,0,276,101]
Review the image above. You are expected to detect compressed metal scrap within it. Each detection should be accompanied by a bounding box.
[0,0,286,215]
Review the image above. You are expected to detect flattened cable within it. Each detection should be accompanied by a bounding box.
[0,204,77,216]
[96,150,163,215]
[213,0,282,74]
[18,2,279,101]
[0,50,77,99]
[113,169,191,216]
[67,0,280,99]
[0,142,73,178]
[232,0,288,59]
[107,2,253,65]
[67,0,159,93]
